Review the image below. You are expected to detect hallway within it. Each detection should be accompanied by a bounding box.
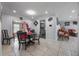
[2,35,79,56]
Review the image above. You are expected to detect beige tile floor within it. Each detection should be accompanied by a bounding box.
[1,35,79,56]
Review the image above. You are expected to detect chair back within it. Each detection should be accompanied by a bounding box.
[2,29,9,39]
[17,31,28,41]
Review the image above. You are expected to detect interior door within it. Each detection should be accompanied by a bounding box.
[13,22,20,38]
[40,20,46,38]
[13,24,20,33]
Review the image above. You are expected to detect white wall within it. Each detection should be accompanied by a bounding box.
[33,20,40,34]
[0,19,1,56]
[2,15,13,37]
[34,16,57,40]
[63,21,79,32]
[46,17,57,40]
[1,14,58,41]
[0,2,2,56]
[1,15,33,37]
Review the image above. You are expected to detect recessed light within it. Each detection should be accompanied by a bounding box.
[45,11,48,14]
[13,10,16,13]
[26,10,36,15]
[72,10,75,13]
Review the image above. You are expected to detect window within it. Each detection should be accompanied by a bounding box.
[73,21,77,25]
[13,23,20,33]
[65,22,70,26]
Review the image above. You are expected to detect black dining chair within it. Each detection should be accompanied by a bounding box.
[17,31,29,50]
[32,33,40,45]
[31,30,40,45]
[2,29,13,45]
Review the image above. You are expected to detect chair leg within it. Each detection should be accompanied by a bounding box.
[58,36,61,40]
[65,36,69,40]
[2,39,4,45]
[38,39,40,45]
[25,42,27,50]
[19,43,21,50]
[61,36,63,40]
[67,37,69,40]
[7,39,8,44]
[58,36,60,40]
[7,39,9,45]
[9,40,10,45]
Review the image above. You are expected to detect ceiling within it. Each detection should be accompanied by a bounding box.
[1,2,79,21]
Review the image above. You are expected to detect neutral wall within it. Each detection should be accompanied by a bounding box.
[0,2,2,56]
[34,16,57,40]
[33,20,40,34]
[0,19,2,55]
[1,15,33,37]
[46,17,57,40]
[1,15,13,37]
[65,21,78,30]
[1,14,58,41]
[62,20,79,32]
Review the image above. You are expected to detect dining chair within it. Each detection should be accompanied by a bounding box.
[31,30,40,45]
[17,31,29,50]
[32,33,40,45]
[2,29,13,45]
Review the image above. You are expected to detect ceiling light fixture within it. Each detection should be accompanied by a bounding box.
[45,11,48,14]
[26,10,36,15]
[72,10,75,13]
[13,10,16,13]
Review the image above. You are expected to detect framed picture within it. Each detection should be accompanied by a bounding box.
[48,17,53,21]
[73,21,77,25]
[34,20,38,26]
[65,22,70,26]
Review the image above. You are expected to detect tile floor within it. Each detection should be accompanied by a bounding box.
[1,34,79,56]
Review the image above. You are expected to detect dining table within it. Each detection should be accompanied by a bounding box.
[27,32,36,44]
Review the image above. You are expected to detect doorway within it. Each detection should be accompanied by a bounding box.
[40,20,46,38]
[13,22,20,38]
